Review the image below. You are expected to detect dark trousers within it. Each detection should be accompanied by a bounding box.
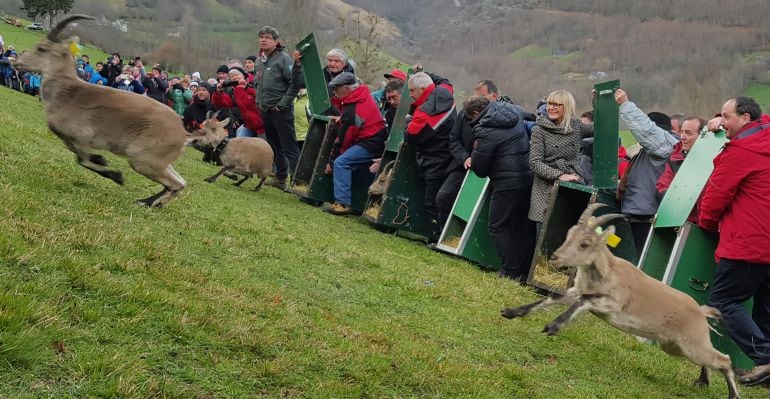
[435,169,466,228]
[423,177,444,240]
[628,215,653,257]
[488,185,536,280]
[709,258,770,365]
[263,107,299,181]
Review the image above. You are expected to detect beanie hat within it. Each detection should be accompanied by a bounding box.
[647,112,672,132]
[228,66,246,78]
[216,64,229,74]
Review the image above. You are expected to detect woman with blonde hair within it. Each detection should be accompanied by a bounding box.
[528,89,593,229]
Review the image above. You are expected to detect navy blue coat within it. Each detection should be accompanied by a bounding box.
[470,101,533,190]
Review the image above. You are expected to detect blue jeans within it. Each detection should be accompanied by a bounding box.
[333,144,373,206]
[236,125,255,137]
[709,258,770,365]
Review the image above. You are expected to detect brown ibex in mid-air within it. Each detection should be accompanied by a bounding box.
[501,203,739,399]
[13,15,188,207]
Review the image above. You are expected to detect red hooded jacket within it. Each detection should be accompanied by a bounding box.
[212,85,265,134]
[329,84,387,159]
[699,115,770,263]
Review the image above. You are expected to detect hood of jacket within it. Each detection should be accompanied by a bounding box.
[413,83,454,116]
[730,114,770,156]
[471,101,521,130]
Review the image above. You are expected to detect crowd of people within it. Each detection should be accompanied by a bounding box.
[3,24,770,386]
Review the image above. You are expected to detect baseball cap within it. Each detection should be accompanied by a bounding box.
[384,69,407,82]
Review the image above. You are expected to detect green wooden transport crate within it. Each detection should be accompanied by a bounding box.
[434,171,501,269]
[363,69,435,239]
[638,130,750,370]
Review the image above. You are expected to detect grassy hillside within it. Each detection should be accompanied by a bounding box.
[0,21,109,62]
[0,86,765,398]
[744,82,770,113]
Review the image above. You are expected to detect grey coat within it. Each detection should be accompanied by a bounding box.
[528,115,593,222]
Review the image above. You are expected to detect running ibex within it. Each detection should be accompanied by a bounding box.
[187,114,274,191]
[501,203,739,399]
[13,15,188,207]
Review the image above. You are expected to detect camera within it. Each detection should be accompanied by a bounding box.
[222,79,239,87]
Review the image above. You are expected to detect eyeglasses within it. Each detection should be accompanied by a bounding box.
[547,102,564,108]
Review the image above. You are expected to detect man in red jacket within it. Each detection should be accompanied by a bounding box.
[323,72,388,216]
[700,96,770,386]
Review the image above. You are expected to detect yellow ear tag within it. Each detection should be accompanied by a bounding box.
[69,42,82,57]
[594,225,622,248]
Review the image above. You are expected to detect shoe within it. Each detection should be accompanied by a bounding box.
[265,178,286,191]
[738,364,770,386]
[323,202,352,216]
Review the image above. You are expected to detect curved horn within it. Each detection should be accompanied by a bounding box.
[578,203,607,225]
[592,213,627,228]
[47,15,95,42]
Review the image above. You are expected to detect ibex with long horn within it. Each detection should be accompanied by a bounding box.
[501,203,739,399]
[13,15,188,207]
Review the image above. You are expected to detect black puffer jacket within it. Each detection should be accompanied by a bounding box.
[470,101,533,189]
[449,110,474,172]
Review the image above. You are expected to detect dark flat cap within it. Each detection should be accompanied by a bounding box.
[328,72,357,88]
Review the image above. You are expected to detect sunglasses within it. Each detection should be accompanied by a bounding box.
[547,102,564,108]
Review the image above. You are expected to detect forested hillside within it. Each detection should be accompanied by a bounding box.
[1,0,769,114]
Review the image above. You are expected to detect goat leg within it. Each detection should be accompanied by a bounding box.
[133,165,186,207]
[694,366,710,387]
[205,167,232,183]
[501,298,547,319]
[254,177,266,191]
[89,154,108,166]
[234,175,251,187]
[76,154,123,185]
[137,188,168,207]
[52,127,124,185]
[502,289,579,319]
[542,295,596,336]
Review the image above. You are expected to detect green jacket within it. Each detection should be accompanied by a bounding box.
[294,95,310,141]
[256,48,299,110]
[169,88,193,116]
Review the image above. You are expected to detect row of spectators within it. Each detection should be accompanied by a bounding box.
[2,24,770,388]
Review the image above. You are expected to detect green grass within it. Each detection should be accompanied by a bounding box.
[0,21,109,63]
[744,82,770,113]
[510,44,582,64]
[620,130,637,148]
[0,85,765,398]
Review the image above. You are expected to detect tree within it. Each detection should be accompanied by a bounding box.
[21,0,74,28]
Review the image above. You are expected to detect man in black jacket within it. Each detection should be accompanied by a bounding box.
[142,66,168,104]
[405,72,457,241]
[464,95,536,281]
[438,80,534,236]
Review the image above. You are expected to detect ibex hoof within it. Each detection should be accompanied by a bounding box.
[501,307,528,319]
[542,324,561,336]
[109,171,124,185]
